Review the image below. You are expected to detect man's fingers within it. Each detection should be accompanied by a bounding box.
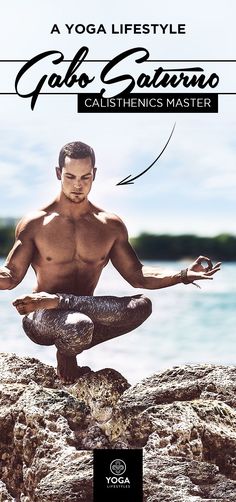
[198,268,221,279]
[196,255,213,269]
[198,275,213,280]
[210,263,222,270]
[204,266,221,276]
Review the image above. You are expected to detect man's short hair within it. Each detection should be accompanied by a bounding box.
[58,141,96,169]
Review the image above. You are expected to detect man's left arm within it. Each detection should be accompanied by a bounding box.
[110,221,221,289]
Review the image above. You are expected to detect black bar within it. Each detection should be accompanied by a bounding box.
[93,449,143,502]
[1,59,236,63]
[77,93,218,113]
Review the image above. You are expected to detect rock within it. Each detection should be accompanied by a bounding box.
[0,352,57,388]
[0,353,236,501]
[0,480,15,501]
[0,353,129,501]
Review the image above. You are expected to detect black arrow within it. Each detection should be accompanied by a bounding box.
[116,122,176,186]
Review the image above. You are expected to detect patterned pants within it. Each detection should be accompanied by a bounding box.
[22,293,152,356]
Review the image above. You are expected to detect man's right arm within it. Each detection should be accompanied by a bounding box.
[0,217,36,290]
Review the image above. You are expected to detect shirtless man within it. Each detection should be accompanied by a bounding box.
[0,141,221,383]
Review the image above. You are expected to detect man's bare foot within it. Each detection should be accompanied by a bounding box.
[56,350,91,384]
[12,292,59,315]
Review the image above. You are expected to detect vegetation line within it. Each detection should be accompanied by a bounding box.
[0,221,235,261]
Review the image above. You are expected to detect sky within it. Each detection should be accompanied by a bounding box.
[0,0,235,237]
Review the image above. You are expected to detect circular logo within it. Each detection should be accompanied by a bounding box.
[110,459,126,476]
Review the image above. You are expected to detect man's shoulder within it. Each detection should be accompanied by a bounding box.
[94,207,127,236]
[15,210,47,236]
[94,206,124,224]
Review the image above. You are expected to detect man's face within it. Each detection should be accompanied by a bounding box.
[56,156,96,203]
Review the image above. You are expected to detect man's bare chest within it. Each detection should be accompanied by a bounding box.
[33,216,114,265]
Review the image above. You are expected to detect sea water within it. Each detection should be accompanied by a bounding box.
[0,260,235,384]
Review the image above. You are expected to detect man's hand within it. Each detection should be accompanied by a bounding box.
[12,292,59,315]
[186,255,221,283]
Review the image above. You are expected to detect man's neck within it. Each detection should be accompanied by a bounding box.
[55,193,92,218]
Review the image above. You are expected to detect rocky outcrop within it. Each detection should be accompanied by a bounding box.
[0,353,236,501]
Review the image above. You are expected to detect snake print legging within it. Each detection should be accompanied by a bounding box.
[22,293,152,356]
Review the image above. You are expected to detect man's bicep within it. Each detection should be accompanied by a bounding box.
[4,226,35,285]
[110,235,143,287]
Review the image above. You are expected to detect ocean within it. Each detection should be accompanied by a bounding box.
[0,260,235,384]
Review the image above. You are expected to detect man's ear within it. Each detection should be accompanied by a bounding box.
[93,167,97,181]
[55,167,62,180]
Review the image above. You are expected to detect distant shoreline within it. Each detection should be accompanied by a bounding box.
[131,233,236,261]
[0,221,235,261]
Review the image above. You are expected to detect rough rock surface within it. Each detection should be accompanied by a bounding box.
[0,353,236,501]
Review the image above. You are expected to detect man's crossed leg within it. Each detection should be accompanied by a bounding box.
[20,293,152,383]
